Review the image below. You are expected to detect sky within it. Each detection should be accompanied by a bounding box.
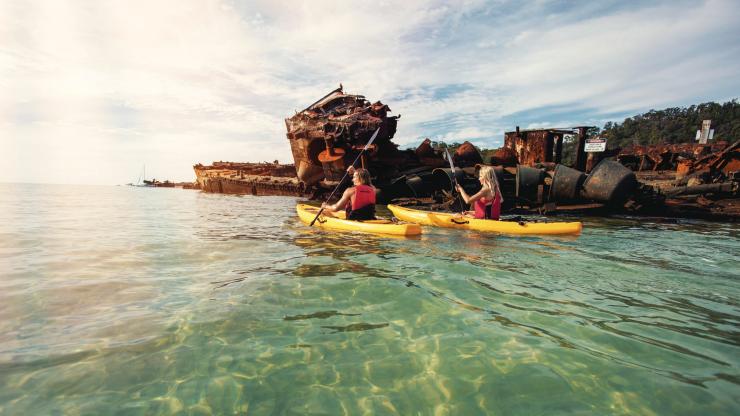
[1,0,738,185]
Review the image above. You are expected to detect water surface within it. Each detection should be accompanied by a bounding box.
[0,183,738,415]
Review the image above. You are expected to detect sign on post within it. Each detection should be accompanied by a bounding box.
[584,137,607,152]
[697,120,711,144]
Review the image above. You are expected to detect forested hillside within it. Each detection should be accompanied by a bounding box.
[601,100,739,148]
[436,100,739,160]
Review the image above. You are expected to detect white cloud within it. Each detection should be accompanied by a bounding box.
[0,0,738,184]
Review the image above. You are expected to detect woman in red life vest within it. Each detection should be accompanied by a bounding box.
[321,166,377,221]
[454,165,503,220]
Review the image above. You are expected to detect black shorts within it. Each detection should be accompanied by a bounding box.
[346,204,376,221]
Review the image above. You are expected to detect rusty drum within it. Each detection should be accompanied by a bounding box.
[581,159,637,204]
[516,165,545,203]
[548,164,586,203]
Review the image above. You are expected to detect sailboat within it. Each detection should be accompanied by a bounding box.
[128,165,156,187]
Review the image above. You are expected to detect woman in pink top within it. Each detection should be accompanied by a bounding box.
[455,166,503,220]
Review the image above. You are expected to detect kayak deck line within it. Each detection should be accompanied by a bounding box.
[296,204,422,237]
[387,204,582,236]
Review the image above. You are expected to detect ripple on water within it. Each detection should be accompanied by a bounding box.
[0,184,738,415]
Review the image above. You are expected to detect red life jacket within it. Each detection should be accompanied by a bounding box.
[473,193,501,220]
[351,184,376,210]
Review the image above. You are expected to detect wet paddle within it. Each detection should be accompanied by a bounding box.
[444,147,466,213]
[309,128,381,226]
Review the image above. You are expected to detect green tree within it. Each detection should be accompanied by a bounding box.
[602,99,739,149]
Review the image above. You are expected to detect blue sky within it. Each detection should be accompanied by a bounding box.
[1,0,738,185]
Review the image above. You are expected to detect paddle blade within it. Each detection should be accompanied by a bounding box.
[309,207,324,226]
[444,148,456,173]
[364,128,380,150]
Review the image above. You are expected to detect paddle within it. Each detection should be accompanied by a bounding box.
[309,127,381,226]
[444,147,466,213]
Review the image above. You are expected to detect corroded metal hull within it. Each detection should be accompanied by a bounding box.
[194,162,307,197]
[285,85,401,186]
[198,176,305,196]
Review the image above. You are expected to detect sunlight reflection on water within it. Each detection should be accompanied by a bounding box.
[0,184,738,415]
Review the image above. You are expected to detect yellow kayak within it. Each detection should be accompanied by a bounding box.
[296,204,422,237]
[387,204,582,236]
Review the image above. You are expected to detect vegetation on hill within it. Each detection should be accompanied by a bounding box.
[601,100,739,148]
[432,99,739,162]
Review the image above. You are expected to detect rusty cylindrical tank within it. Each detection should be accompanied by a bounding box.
[581,159,637,204]
[548,164,587,203]
[473,164,505,186]
[432,168,465,191]
[405,173,436,197]
[516,165,545,204]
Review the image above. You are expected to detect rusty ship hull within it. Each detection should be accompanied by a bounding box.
[194,162,307,197]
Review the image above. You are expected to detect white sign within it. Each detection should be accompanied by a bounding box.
[584,137,607,152]
[698,120,711,144]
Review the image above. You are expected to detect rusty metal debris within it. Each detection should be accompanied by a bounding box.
[617,142,729,173]
[549,164,586,203]
[191,86,739,220]
[504,127,590,169]
[194,162,305,196]
[685,140,739,180]
[285,85,401,186]
[280,85,492,203]
[581,160,637,204]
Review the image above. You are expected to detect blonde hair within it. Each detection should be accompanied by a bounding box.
[478,166,503,202]
[354,168,372,185]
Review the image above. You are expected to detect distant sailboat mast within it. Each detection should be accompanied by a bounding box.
[130,164,151,187]
[137,164,147,185]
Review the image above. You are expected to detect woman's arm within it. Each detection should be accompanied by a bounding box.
[322,188,354,212]
[455,184,491,205]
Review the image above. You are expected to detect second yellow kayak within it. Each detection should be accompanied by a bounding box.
[387,204,582,236]
[296,204,422,237]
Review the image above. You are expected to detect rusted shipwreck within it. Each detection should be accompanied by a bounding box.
[194,161,304,196]
[193,86,739,220]
[195,85,449,201]
[283,85,457,202]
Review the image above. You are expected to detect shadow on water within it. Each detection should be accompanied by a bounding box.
[284,310,360,321]
[289,229,406,280]
[210,256,305,289]
[471,277,738,386]
[321,322,390,334]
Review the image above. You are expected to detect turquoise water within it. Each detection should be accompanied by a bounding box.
[0,183,738,415]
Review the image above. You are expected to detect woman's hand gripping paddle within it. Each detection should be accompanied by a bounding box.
[309,128,380,226]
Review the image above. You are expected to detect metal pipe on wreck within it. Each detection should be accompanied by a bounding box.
[662,182,737,197]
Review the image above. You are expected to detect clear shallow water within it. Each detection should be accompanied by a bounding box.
[0,183,738,415]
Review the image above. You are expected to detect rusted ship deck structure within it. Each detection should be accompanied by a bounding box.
[193,86,739,220]
[194,161,304,196]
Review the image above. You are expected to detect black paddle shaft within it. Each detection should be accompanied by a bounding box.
[309,128,380,226]
[444,148,466,213]
[308,171,353,226]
